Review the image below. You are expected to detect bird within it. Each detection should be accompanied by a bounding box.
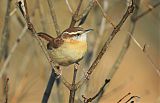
[37,27,93,66]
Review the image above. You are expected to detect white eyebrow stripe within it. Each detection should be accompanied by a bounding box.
[63,31,82,35]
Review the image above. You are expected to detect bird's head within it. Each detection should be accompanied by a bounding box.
[61,27,93,42]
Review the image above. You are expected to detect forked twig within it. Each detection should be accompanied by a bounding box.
[76,0,135,89]
[68,1,96,102]
[134,1,160,21]
[69,0,96,27]
[75,0,96,22]
[17,0,55,71]
[69,0,83,27]
[107,0,140,80]
[117,92,131,103]
[16,1,62,103]
[125,96,140,103]
[82,79,110,103]
[92,1,140,102]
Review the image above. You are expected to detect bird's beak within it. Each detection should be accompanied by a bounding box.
[84,29,93,34]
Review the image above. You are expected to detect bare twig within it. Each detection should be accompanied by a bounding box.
[0,26,28,78]
[89,0,109,66]
[61,76,72,90]
[69,0,83,27]
[117,92,131,103]
[69,64,78,103]
[3,77,9,103]
[76,0,135,89]
[9,8,17,16]
[0,0,43,78]
[134,1,160,21]
[0,1,11,100]
[92,1,140,102]
[16,1,71,102]
[69,0,96,27]
[17,0,55,71]
[82,79,110,103]
[107,0,140,79]
[95,0,115,28]
[65,0,73,14]
[0,0,11,61]
[125,96,140,103]
[75,0,96,22]
[47,0,61,35]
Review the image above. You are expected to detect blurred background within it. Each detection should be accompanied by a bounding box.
[0,0,159,103]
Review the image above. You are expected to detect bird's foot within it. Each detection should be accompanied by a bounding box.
[55,65,62,78]
[74,62,79,70]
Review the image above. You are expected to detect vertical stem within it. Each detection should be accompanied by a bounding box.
[0,1,11,102]
[0,0,11,61]
[69,0,83,27]
[69,65,78,103]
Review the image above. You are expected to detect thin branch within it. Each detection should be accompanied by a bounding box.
[69,64,78,103]
[16,1,67,102]
[93,1,140,102]
[107,0,140,79]
[47,0,61,35]
[65,0,73,14]
[82,79,110,103]
[0,26,28,78]
[95,0,115,28]
[0,0,11,61]
[125,96,140,103]
[75,0,96,22]
[76,0,135,89]
[9,8,17,16]
[0,0,43,78]
[61,76,72,90]
[17,0,55,70]
[86,0,109,67]
[117,92,131,103]
[69,0,97,27]
[42,69,59,103]
[69,0,83,27]
[134,1,160,21]
[3,77,9,103]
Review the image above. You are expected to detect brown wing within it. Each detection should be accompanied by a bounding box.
[51,37,64,49]
[37,32,64,49]
[37,32,54,42]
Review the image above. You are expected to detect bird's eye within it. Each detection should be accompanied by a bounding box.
[77,33,81,36]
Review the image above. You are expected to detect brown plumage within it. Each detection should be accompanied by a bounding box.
[37,27,92,66]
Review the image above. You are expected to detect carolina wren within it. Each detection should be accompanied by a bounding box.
[38,27,93,66]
